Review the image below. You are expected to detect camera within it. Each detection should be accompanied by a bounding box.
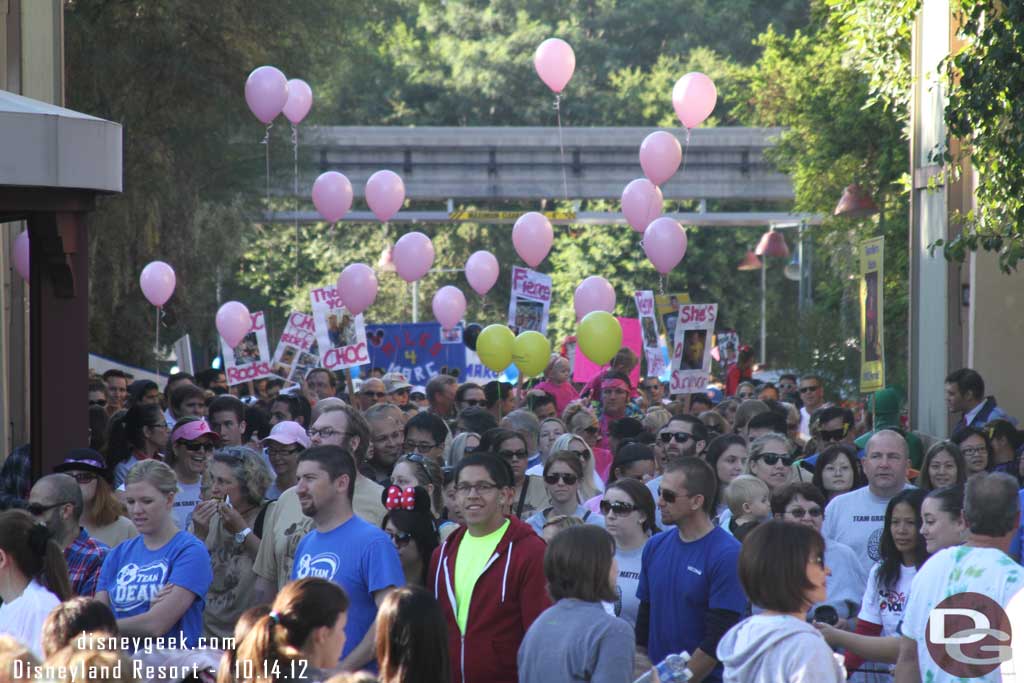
[812,605,839,625]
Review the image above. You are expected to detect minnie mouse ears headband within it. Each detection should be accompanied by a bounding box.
[381,485,431,514]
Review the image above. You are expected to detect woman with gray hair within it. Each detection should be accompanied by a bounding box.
[190,446,273,639]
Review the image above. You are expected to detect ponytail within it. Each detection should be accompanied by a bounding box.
[0,510,72,601]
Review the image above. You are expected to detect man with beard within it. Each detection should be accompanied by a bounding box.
[291,445,404,672]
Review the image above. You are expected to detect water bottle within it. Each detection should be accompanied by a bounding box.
[633,652,692,683]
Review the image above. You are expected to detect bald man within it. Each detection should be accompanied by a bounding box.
[822,430,913,574]
[28,473,108,596]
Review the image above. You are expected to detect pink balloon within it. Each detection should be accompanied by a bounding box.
[639,131,682,186]
[643,218,688,274]
[534,38,576,94]
[432,286,467,330]
[465,250,499,296]
[512,212,554,268]
[283,78,313,125]
[139,261,176,307]
[13,231,28,281]
[216,301,252,349]
[244,66,289,124]
[312,172,353,222]
[672,72,718,129]
[574,276,616,320]
[365,170,406,222]
[393,232,435,283]
[337,263,378,315]
[621,178,664,233]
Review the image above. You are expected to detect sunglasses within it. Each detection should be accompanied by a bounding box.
[819,428,848,442]
[659,432,693,444]
[181,442,215,453]
[89,399,108,407]
[499,449,529,461]
[600,500,637,515]
[461,399,484,407]
[69,472,98,484]
[658,487,684,504]
[544,473,578,486]
[754,453,793,467]
[386,530,413,548]
[737,392,754,399]
[786,507,822,519]
[799,385,820,394]
[27,501,70,516]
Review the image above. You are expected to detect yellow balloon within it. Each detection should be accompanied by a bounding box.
[577,311,622,365]
[477,324,515,373]
[512,331,551,377]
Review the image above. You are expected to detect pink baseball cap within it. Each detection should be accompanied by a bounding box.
[170,419,221,444]
[262,421,311,449]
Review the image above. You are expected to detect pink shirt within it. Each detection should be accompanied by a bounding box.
[535,380,580,416]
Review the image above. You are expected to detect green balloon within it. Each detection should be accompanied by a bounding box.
[577,311,622,365]
[477,324,515,372]
[512,331,551,377]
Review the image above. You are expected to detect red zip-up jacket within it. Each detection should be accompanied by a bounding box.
[429,516,551,683]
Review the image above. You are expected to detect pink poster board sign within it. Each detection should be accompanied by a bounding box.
[573,317,642,386]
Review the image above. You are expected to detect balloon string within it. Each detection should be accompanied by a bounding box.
[261,123,273,208]
[155,306,161,374]
[659,274,666,295]
[554,95,569,202]
[680,127,691,177]
[292,124,300,289]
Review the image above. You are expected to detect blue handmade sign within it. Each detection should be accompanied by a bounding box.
[364,322,467,384]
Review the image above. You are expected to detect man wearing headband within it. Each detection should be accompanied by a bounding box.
[595,371,643,450]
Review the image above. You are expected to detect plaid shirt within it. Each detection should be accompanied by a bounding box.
[65,528,108,597]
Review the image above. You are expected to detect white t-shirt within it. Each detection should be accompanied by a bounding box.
[613,544,644,628]
[0,579,61,658]
[172,480,202,530]
[901,546,1024,683]
[850,563,916,683]
[822,484,915,575]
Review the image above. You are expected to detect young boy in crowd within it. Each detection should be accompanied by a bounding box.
[723,475,771,542]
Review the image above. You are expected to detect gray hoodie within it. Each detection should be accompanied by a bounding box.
[716,614,846,683]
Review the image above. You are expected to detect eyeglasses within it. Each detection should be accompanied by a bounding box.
[819,428,848,442]
[27,501,71,516]
[961,446,988,457]
[181,442,215,453]
[499,449,529,461]
[600,500,637,515]
[386,530,413,548]
[544,473,578,485]
[405,440,439,452]
[799,385,820,394]
[659,432,694,444]
[786,507,822,519]
[754,453,793,467]
[363,391,386,399]
[89,399,108,407]
[461,399,484,407]
[69,472,98,484]
[308,427,351,440]
[455,482,500,495]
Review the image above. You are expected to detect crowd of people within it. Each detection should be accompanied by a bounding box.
[0,356,1022,683]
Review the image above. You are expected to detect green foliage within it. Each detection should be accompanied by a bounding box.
[939,1,1024,272]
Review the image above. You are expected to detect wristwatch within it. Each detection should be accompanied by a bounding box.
[235,527,253,545]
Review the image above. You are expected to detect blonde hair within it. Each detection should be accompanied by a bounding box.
[45,634,137,683]
[0,635,37,683]
[562,402,596,430]
[643,406,672,434]
[125,459,177,495]
[550,433,601,500]
[723,475,770,517]
[544,354,568,378]
[744,433,798,488]
[542,514,585,533]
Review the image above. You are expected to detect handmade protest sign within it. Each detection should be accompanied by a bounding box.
[655,292,691,348]
[310,285,368,371]
[634,291,667,378]
[507,266,552,334]
[270,311,320,385]
[220,310,274,385]
[364,322,467,384]
[670,303,717,395]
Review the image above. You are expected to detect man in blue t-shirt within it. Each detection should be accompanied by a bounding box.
[291,445,404,672]
[637,457,746,683]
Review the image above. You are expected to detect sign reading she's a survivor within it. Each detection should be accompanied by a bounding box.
[670,303,717,395]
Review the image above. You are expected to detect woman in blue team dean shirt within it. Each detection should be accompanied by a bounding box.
[95,459,212,646]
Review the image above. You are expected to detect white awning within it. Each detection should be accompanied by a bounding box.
[0,89,121,193]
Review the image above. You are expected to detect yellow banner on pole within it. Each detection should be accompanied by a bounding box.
[859,237,885,393]
[447,209,577,221]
